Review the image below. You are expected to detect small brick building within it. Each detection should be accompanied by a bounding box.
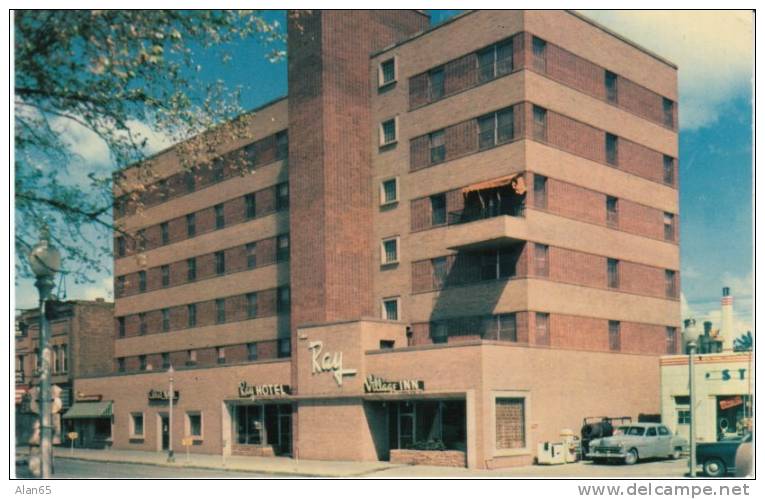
[74,10,680,468]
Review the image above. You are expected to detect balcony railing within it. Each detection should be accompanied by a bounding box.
[447,204,525,226]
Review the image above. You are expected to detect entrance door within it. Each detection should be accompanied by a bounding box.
[160,415,170,451]
[277,406,292,456]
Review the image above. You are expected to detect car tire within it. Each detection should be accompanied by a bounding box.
[624,449,639,465]
[670,448,682,460]
[703,458,726,478]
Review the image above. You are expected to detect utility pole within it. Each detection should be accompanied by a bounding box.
[688,340,697,478]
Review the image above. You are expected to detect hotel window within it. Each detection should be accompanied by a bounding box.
[186,213,196,237]
[663,156,675,185]
[607,259,620,289]
[429,130,445,164]
[379,57,396,86]
[215,204,225,229]
[160,222,169,245]
[277,234,290,261]
[380,118,398,146]
[215,251,226,275]
[477,38,513,83]
[59,345,68,373]
[162,352,170,369]
[185,170,196,192]
[246,292,258,319]
[246,242,257,268]
[430,194,446,226]
[382,297,400,321]
[533,174,547,209]
[187,258,197,282]
[117,237,126,257]
[663,98,675,128]
[665,270,677,298]
[605,70,618,103]
[216,298,226,324]
[432,256,448,289]
[117,357,125,373]
[478,108,515,150]
[532,106,547,141]
[162,309,170,332]
[606,196,619,228]
[139,313,147,335]
[160,264,170,288]
[139,355,147,371]
[609,320,621,351]
[138,270,147,292]
[130,413,144,437]
[381,237,399,265]
[276,182,290,210]
[380,178,399,205]
[247,342,258,361]
[535,312,550,346]
[187,303,197,328]
[605,133,619,166]
[187,349,197,366]
[118,317,125,338]
[277,287,291,314]
[666,326,678,354]
[276,130,289,160]
[664,213,675,241]
[677,409,691,425]
[498,313,517,342]
[217,347,226,364]
[429,67,445,100]
[117,274,126,297]
[245,193,256,219]
[532,36,547,72]
[534,244,549,277]
[278,338,291,358]
[186,412,203,438]
[496,398,526,449]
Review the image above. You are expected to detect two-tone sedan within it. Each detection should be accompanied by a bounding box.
[587,423,688,465]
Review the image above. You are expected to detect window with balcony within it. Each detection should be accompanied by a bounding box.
[664,213,675,241]
[606,133,619,165]
[162,309,170,332]
[534,243,549,277]
[605,70,618,103]
[430,194,446,226]
[160,222,169,245]
[532,105,547,141]
[215,251,226,276]
[665,270,677,298]
[608,258,620,289]
[187,304,197,328]
[381,237,399,265]
[477,38,513,83]
[609,320,621,351]
[606,196,619,228]
[663,156,675,185]
[379,57,396,87]
[380,118,398,146]
[532,36,547,72]
[215,204,225,229]
[535,312,550,346]
[245,193,256,219]
[533,174,547,209]
[432,256,448,289]
[382,297,400,321]
[161,265,170,288]
[246,242,257,269]
[216,298,226,324]
[429,67,445,100]
[187,258,197,282]
[277,182,290,210]
[247,292,258,319]
[186,213,196,237]
[277,234,290,262]
[380,178,399,205]
[429,130,445,164]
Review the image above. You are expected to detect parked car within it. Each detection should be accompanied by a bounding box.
[587,423,688,465]
[696,433,752,477]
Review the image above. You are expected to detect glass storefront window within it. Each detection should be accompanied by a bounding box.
[389,400,466,451]
[236,405,263,445]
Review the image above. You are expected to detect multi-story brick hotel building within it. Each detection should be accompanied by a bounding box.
[73,10,680,468]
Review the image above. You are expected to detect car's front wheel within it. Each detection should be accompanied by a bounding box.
[703,458,727,477]
[624,449,639,465]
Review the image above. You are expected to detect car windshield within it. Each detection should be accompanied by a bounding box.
[624,426,646,436]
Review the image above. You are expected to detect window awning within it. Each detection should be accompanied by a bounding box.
[63,401,113,419]
[462,174,526,195]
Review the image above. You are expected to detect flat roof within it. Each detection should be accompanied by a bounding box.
[371,10,678,69]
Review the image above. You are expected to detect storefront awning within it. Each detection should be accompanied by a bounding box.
[63,401,112,419]
[461,174,526,195]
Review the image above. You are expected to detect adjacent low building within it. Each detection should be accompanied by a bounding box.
[73,9,681,468]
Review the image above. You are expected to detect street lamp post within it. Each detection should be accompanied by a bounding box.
[167,365,175,462]
[27,225,61,479]
[688,340,697,478]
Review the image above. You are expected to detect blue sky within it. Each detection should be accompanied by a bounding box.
[14,10,754,336]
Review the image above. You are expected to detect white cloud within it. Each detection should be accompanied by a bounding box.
[581,10,753,130]
[81,276,114,302]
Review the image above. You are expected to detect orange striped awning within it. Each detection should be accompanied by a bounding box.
[462,174,526,195]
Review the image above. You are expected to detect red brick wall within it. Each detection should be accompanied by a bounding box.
[620,261,667,297]
[547,247,605,288]
[619,199,665,240]
[618,138,666,184]
[545,178,605,225]
[543,108,605,163]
